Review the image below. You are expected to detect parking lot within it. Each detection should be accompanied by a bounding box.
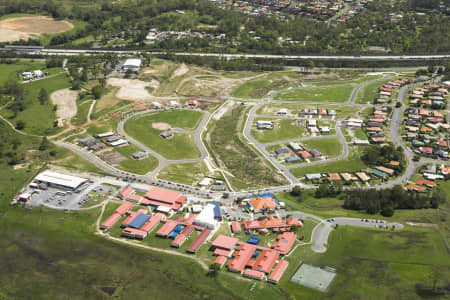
[27,181,117,210]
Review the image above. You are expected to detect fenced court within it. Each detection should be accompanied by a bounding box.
[291,263,336,292]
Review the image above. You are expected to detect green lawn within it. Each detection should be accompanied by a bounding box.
[355,79,394,104]
[71,99,91,126]
[290,146,367,178]
[251,118,307,143]
[1,74,71,135]
[274,86,354,103]
[232,78,293,98]
[113,144,159,175]
[158,161,210,185]
[124,110,203,160]
[309,75,382,86]
[301,138,343,157]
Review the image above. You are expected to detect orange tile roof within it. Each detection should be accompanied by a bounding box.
[227,243,256,272]
[268,260,289,283]
[253,249,279,274]
[101,212,122,229]
[119,186,133,199]
[140,213,163,232]
[115,201,134,215]
[127,194,144,202]
[389,161,400,166]
[214,255,227,267]
[212,235,239,250]
[243,268,265,280]
[187,229,211,253]
[272,232,297,255]
[231,221,241,233]
[145,187,187,206]
[328,173,341,181]
[156,220,178,237]
[416,179,436,187]
[376,166,394,175]
[407,184,426,192]
[214,248,231,257]
[248,197,279,211]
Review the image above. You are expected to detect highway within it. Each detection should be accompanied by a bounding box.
[5,46,450,61]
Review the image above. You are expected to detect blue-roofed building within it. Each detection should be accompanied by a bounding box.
[248,236,260,245]
[174,224,185,232]
[168,231,179,239]
[128,213,150,229]
[211,202,222,220]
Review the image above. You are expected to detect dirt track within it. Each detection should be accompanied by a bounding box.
[107,78,156,100]
[51,88,78,121]
[0,16,73,42]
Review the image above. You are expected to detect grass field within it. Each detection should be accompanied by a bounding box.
[1,74,71,135]
[308,75,382,86]
[355,79,394,104]
[290,146,367,178]
[274,86,354,103]
[71,99,92,126]
[301,138,343,157]
[158,161,211,185]
[113,144,159,175]
[232,78,293,98]
[251,118,307,143]
[124,110,203,160]
[0,61,62,84]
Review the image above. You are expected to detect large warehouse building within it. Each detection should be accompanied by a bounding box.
[33,171,88,190]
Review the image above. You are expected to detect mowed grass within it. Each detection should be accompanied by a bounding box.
[71,99,92,126]
[1,74,71,135]
[251,118,307,143]
[355,79,393,104]
[232,78,292,98]
[274,86,354,103]
[158,161,210,185]
[276,226,450,300]
[124,110,203,160]
[301,138,343,157]
[291,146,367,178]
[113,144,158,175]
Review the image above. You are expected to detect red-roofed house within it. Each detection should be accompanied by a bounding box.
[101,213,122,230]
[119,186,133,199]
[122,228,147,240]
[156,220,178,237]
[407,184,426,192]
[171,234,188,248]
[268,260,289,284]
[243,215,300,231]
[115,201,134,215]
[298,151,312,159]
[416,179,436,188]
[248,197,279,212]
[142,187,187,211]
[214,248,232,257]
[127,194,144,203]
[419,147,433,155]
[140,213,163,233]
[231,221,241,234]
[243,268,265,280]
[227,243,256,273]
[272,232,297,255]
[215,256,228,268]
[211,235,239,251]
[437,140,448,148]
[253,249,279,274]
[187,229,211,253]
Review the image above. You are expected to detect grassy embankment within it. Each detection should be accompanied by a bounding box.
[205,105,288,190]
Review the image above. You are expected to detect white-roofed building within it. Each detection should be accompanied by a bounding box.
[193,203,219,229]
[191,205,203,213]
[122,58,142,73]
[97,132,115,138]
[34,171,88,190]
[109,139,128,147]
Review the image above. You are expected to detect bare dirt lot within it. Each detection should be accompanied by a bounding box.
[100,152,127,165]
[0,16,73,42]
[171,64,189,79]
[51,88,78,121]
[152,122,171,130]
[106,78,156,101]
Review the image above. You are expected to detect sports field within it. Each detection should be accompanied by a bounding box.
[274,86,354,103]
[124,110,203,160]
[0,15,73,42]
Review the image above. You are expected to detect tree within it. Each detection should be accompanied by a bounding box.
[380,203,395,217]
[15,120,25,130]
[290,186,303,202]
[91,85,103,99]
[39,136,50,151]
[208,263,220,277]
[395,101,401,108]
[81,67,89,82]
[71,79,80,90]
[39,88,48,105]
